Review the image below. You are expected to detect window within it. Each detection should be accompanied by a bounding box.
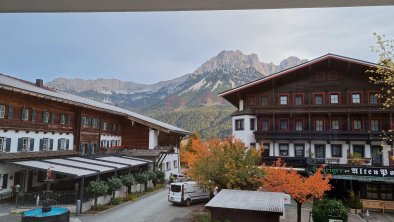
[280,119,288,130]
[58,138,66,150]
[295,144,304,157]
[43,111,49,123]
[173,160,178,169]
[60,114,66,124]
[0,137,4,152]
[262,143,270,157]
[42,138,49,151]
[261,96,269,106]
[51,112,55,123]
[331,120,340,130]
[353,145,365,157]
[2,174,8,189]
[0,105,5,118]
[250,119,255,131]
[353,120,362,130]
[369,93,378,104]
[315,120,324,131]
[330,94,339,104]
[21,108,29,121]
[22,137,29,151]
[366,184,379,199]
[102,122,107,130]
[370,120,379,132]
[31,110,36,122]
[235,119,244,131]
[247,96,255,106]
[381,184,393,200]
[261,119,269,131]
[315,94,323,105]
[166,162,171,171]
[294,95,303,105]
[295,120,303,131]
[352,93,361,104]
[331,144,342,157]
[280,95,288,105]
[8,106,13,119]
[279,144,289,156]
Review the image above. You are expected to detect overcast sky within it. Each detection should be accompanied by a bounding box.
[0,6,393,84]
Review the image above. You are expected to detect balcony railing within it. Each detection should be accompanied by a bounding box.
[255,131,382,141]
[306,157,376,166]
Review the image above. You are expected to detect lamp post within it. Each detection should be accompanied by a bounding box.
[15,184,20,208]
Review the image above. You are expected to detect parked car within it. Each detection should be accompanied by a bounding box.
[168,181,210,206]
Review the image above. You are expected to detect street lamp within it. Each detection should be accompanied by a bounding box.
[15,184,20,208]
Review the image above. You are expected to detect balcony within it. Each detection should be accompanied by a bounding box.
[261,156,308,168]
[307,157,373,166]
[255,130,382,142]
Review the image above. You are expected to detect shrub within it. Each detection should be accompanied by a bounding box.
[312,199,348,222]
[107,177,123,199]
[87,180,108,208]
[91,203,105,211]
[347,191,355,208]
[110,197,124,205]
[354,194,362,209]
[193,212,210,222]
[135,172,149,192]
[127,193,139,201]
[120,173,135,193]
[154,170,166,185]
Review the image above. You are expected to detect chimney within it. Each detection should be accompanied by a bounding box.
[35,79,44,87]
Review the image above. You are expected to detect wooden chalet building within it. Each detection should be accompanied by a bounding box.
[219,54,394,202]
[0,73,189,199]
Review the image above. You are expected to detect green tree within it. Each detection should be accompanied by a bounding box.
[146,171,157,188]
[87,180,108,208]
[368,33,394,108]
[107,176,123,199]
[312,199,348,222]
[135,172,149,193]
[154,170,165,186]
[189,137,263,191]
[120,173,135,194]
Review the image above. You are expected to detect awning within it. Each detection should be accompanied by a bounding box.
[11,155,153,178]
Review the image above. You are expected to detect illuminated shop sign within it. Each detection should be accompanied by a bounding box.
[310,165,394,178]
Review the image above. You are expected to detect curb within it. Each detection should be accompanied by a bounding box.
[81,186,168,216]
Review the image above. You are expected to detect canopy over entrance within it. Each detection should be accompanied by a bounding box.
[10,155,153,178]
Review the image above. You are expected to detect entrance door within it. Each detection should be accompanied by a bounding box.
[315,144,326,164]
[371,146,383,166]
[14,171,26,192]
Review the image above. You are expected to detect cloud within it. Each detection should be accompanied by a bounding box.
[0,6,393,83]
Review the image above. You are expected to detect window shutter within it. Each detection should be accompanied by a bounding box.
[67,115,71,126]
[29,138,34,151]
[39,139,44,151]
[88,144,92,154]
[50,139,54,150]
[79,144,84,154]
[5,138,11,152]
[8,106,13,119]
[58,139,61,150]
[66,139,70,150]
[17,138,22,151]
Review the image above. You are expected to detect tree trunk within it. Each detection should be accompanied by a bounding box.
[297,201,302,222]
[94,197,98,208]
[112,191,115,199]
[128,185,131,194]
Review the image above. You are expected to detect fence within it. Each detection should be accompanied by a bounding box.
[16,191,78,206]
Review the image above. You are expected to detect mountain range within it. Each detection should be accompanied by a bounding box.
[47,50,307,138]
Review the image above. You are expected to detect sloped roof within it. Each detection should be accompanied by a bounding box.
[0,73,190,135]
[205,189,284,213]
[218,53,378,97]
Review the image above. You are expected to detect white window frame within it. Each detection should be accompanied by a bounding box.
[174,160,178,169]
[43,138,49,151]
[353,120,362,130]
[280,96,288,105]
[166,162,171,171]
[22,137,29,151]
[315,120,324,131]
[21,108,29,121]
[60,114,66,124]
[330,94,339,104]
[294,95,303,105]
[352,93,361,104]
[59,138,66,150]
[331,120,340,130]
[371,120,379,132]
[0,105,5,118]
[295,120,303,131]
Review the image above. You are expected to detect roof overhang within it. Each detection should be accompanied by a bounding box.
[0,0,393,13]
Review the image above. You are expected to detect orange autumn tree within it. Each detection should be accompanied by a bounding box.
[180,132,205,168]
[259,159,332,222]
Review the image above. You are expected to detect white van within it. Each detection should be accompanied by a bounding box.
[168,181,210,206]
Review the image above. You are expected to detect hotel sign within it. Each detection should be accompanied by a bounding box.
[310,165,394,178]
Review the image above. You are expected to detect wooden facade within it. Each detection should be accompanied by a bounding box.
[220,54,394,201]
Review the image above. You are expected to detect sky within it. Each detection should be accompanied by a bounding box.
[0,6,393,84]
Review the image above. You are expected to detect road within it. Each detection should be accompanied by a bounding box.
[80,189,205,222]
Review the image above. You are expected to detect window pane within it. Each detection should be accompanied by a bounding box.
[315,95,323,105]
[235,119,244,130]
[280,120,288,130]
[332,120,340,130]
[352,93,361,104]
[370,94,377,104]
[353,145,365,157]
[262,120,269,131]
[280,96,288,105]
[330,94,339,104]
[250,119,255,130]
[262,143,270,157]
[295,120,303,131]
[315,120,324,131]
[331,144,342,157]
[0,105,5,118]
[295,144,304,157]
[261,96,269,105]
[353,120,362,130]
[371,120,379,132]
[279,144,289,156]
[295,95,302,105]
